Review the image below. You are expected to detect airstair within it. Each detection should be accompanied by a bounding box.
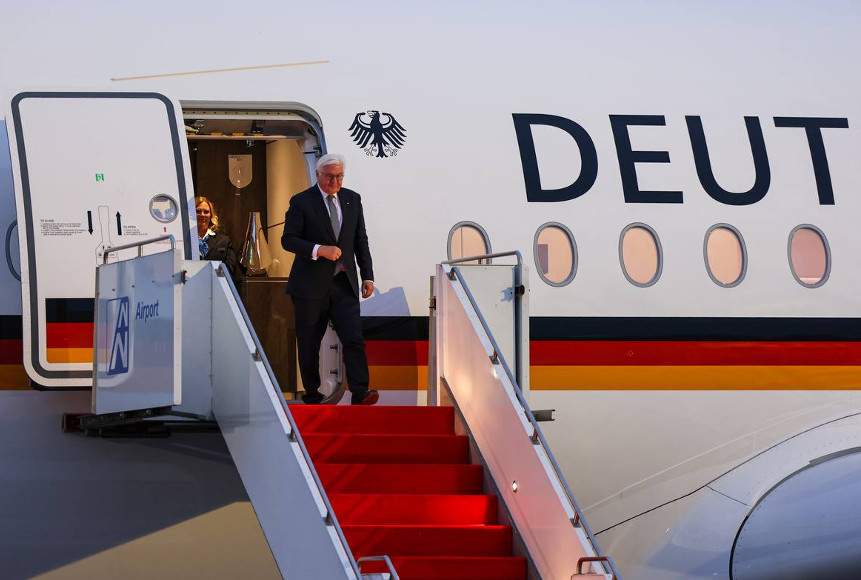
[293,404,526,578]
[87,240,617,579]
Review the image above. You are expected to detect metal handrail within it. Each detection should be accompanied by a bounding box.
[102,234,176,263]
[357,555,400,580]
[576,556,617,579]
[215,263,365,579]
[443,250,523,267]
[444,263,620,579]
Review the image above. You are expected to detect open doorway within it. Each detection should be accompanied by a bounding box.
[183,103,323,395]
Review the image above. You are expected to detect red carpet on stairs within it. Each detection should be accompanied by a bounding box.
[291,405,527,580]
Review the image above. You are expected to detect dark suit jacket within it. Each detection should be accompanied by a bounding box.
[281,185,374,299]
[202,230,239,280]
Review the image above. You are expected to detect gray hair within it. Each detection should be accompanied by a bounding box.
[316,153,346,172]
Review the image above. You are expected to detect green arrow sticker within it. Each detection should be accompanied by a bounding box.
[95,173,105,182]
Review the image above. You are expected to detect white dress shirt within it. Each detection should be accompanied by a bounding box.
[311,190,341,260]
[309,189,373,289]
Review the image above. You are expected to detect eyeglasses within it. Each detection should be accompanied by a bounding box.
[320,173,344,182]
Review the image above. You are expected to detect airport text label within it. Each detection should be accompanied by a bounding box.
[136,300,160,323]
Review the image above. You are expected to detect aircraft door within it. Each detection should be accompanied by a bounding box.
[0,121,22,311]
[5,91,196,388]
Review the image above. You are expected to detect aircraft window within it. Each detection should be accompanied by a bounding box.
[789,225,830,287]
[620,223,662,287]
[447,221,491,264]
[534,223,577,286]
[705,224,747,287]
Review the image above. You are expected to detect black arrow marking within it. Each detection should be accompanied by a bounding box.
[87,211,93,234]
[116,212,122,236]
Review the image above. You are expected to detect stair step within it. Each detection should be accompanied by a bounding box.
[317,464,484,494]
[344,524,512,557]
[331,493,498,525]
[361,555,527,579]
[304,434,469,464]
[291,405,454,435]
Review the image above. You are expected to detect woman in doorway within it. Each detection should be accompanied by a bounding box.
[196,196,238,279]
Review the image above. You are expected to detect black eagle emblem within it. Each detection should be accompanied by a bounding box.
[349,111,406,158]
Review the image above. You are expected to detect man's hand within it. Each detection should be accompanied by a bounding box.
[317,245,342,261]
[361,280,374,299]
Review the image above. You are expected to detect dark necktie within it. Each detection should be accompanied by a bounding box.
[326,195,341,238]
[326,195,344,274]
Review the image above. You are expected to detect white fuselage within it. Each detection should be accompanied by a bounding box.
[2,3,861,578]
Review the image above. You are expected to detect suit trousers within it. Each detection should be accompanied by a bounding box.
[293,272,369,396]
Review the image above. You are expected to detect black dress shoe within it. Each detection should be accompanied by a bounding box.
[302,391,324,405]
[351,389,379,405]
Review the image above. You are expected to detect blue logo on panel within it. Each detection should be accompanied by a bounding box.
[108,297,130,375]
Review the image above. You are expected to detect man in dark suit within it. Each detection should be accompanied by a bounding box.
[281,154,379,405]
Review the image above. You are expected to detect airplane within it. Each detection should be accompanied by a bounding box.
[1,2,860,579]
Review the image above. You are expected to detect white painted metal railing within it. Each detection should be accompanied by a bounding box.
[433,258,618,579]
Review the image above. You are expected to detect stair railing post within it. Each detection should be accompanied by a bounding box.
[513,253,529,393]
[427,274,438,406]
[434,264,448,407]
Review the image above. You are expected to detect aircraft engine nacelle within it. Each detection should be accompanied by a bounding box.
[596,413,861,579]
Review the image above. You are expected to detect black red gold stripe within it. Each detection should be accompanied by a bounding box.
[364,316,861,390]
[0,317,26,388]
[13,310,861,391]
[45,299,96,363]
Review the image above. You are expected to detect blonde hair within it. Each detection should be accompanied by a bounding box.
[195,196,220,231]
